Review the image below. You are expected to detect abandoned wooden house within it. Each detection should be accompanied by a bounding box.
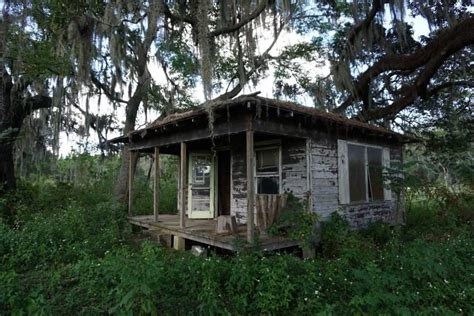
[112,94,412,252]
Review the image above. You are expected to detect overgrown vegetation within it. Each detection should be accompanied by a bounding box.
[267,194,320,250]
[0,155,472,314]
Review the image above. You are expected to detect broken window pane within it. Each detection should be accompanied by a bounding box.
[192,156,211,187]
[256,148,279,173]
[257,176,279,194]
[368,147,384,201]
[348,144,366,202]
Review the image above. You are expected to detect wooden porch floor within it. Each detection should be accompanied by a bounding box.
[128,214,299,251]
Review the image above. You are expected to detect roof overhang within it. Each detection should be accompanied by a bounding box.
[108,95,418,146]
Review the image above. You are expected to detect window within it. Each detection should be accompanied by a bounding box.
[192,156,211,187]
[348,144,366,202]
[338,140,390,204]
[367,147,384,201]
[255,147,280,194]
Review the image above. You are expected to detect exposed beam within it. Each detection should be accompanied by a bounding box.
[153,147,160,222]
[253,118,309,139]
[129,117,249,151]
[179,142,187,228]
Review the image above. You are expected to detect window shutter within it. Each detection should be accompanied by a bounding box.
[337,140,349,204]
[382,147,392,201]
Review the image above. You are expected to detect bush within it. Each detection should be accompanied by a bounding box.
[319,212,350,257]
[267,194,319,249]
[1,175,473,314]
[362,221,396,246]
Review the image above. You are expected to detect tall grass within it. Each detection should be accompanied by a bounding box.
[0,173,472,314]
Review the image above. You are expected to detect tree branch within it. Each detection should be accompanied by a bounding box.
[11,94,52,129]
[23,95,52,114]
[210,0,271,37]
[424,80,474,99]
[90,73,127,104]
[346,0,383,48]
[162,0,195,26]
[334,15,474,116]
[212,18,286,102]
[357,31,474,122]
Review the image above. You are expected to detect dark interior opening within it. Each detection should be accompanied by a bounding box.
[217,150,231,216]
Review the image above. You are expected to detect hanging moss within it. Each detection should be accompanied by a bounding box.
[196,0,213,100]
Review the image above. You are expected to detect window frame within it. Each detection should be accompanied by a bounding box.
[338,140,391,204]
[254,145,282,195]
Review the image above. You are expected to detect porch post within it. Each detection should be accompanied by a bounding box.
[246,129,255,243]
[306,138,312,212]
[128,150,137,216]
[179,142,187,228]
[153,146,160,222]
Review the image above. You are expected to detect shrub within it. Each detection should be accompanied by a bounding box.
[1,174,473,315]
[362,221,396,246]
[267,194,320,249]
[319,212,350,258]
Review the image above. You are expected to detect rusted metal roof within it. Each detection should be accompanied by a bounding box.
[115,94,415,142]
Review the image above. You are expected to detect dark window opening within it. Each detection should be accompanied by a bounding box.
[368,147,384,201]
[348,144,366,202]
[255,147,280,194]
[257,176,279,194]
[347,143,385,203]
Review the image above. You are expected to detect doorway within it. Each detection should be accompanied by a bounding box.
[188,153,215,219]
[217,150,231,216]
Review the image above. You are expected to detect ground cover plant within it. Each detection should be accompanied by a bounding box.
[0,170,472,315]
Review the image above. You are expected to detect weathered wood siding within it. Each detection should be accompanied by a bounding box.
[281,139,308,199]
[229,133,404,228]
[231,137,309,223]
[309,136,403,228]
[310,137,340,219]
[231,136,248,223]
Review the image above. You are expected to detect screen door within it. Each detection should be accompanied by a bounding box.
[188,153,215,219]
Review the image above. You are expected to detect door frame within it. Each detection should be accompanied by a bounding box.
[187,151,216,219]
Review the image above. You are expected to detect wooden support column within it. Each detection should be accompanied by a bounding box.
[179,142,187,228]
[306,138,313,212]
[246,129,255,243]
[128,150,137,216]
[153,146,160,222]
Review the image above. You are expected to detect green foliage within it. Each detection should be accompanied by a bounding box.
[0,182,126,272]
[1,170,473,314]
[319,212,350,258]
[362,221,397,246]
[267,194,319,249]
[132,155,178,215]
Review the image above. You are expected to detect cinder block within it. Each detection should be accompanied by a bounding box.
[173,236,185,250]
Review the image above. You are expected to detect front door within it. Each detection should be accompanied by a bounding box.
[217,150,231,216]
[188,153,215,219]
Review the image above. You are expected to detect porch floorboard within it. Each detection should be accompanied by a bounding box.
[128,214,299,251]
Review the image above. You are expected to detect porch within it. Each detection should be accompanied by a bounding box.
[123,100,312,251]
[128,214,300,251]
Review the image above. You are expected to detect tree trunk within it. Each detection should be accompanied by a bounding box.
[114,97,142,200]
[0,72,52,194]
[0,142,15,191]
[115,145,133,200]
[0,68,15,192]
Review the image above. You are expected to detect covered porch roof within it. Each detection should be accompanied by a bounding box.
[110,94,416,153]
